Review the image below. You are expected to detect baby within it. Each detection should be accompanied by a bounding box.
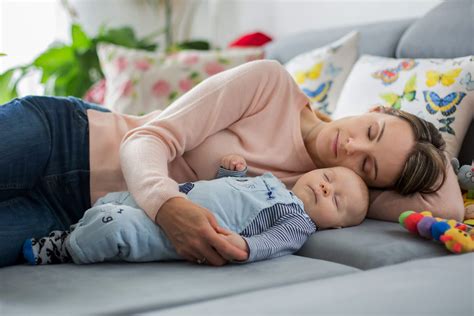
[23,154,369,265]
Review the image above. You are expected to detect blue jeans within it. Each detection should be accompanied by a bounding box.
[0,96,109,267]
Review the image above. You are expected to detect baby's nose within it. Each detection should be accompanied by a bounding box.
[319,182,331,197]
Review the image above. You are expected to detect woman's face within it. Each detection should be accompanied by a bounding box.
[313,112,415,188]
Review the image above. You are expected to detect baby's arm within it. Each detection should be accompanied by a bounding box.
[216,154,248,178]
[238,206,316,263]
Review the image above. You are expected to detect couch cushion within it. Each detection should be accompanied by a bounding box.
[0,255,358,315]
[396,0,474,58]
[296,219,449,269]
[152,253,473,315]
[265,19,414,63]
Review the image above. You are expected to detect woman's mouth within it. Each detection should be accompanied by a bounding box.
[332,130,339,158]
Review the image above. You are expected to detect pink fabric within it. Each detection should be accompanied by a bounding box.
[83,79,106,105]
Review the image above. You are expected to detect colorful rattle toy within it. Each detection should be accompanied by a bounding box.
[399,210,474,254]
[451,158,474,225]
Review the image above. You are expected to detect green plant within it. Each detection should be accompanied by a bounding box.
[0,23,210,104]
[0,24,160,104]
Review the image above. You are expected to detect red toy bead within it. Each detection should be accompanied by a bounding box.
[405,213,424,234]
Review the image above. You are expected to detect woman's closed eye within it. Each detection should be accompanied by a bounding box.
[367,124,378,140]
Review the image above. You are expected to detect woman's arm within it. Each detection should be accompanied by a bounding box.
[368,161,465,222]
[120,60,294,219]
[119,60,307,265]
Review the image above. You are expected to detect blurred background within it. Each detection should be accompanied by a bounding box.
[0,0,442,98]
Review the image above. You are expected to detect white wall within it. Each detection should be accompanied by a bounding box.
[201,0,444,48]
[0,0,443,74]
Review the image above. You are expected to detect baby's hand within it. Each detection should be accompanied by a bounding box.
[221,154,247,171]
[216,227,249,261]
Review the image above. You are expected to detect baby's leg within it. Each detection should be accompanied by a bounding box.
[66,203,180,264]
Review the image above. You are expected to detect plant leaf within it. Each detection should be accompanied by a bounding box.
[96,26,138,48]
[71,23,91,51]
[0,69,18,104]
[171,40,210,52]
[33,46,75,74]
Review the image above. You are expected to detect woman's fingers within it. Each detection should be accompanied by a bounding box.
[155,197,233,266]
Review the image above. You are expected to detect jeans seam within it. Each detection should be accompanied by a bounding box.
[23,97,53,176]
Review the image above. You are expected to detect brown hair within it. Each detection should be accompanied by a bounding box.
[376,107,447,195]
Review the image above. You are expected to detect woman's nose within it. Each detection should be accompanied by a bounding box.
[344,137,368,155]
[319,182,331,197]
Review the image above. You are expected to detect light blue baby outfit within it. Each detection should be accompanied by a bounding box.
[65,168,317,264]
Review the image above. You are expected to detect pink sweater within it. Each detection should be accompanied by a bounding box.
[87,60,465,222]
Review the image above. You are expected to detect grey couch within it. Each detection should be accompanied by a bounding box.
[1,1,473,315]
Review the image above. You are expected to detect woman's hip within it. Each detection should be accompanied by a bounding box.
[0,96,108,198]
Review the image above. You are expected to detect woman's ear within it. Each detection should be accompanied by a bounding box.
[368,104,385,113]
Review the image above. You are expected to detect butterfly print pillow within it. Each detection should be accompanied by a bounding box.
[285,31,359,116]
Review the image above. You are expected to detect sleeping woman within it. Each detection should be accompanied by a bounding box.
[0,60,464,267]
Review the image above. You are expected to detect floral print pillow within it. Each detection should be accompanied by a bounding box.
[97,43,264,115]
[334,55,474,158]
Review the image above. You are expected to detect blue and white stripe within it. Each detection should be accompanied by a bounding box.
[240,203,317,262]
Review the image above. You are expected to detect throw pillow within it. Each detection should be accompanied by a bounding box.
[284,31,359,116]
[97,43,264,115]
[334,54,474,158]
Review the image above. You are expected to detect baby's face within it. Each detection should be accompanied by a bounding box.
[292,166,368,229]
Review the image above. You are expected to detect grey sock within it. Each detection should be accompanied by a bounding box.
[29,230,72,265]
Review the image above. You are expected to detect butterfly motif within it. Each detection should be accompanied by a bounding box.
[423,91,466,116]
[372,59,418,85]
[460,72,474,91]
[372,68,399,85]
[379,74,417,109]
[398,60,418,71]
[294,62,323,84]
[426,68,462,87]
[316,102,332,116]
[325,63,342,77]
[302,81,332,103]
[438,117,456,135]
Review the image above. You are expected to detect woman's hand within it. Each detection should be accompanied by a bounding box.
[220,154,247,171]
[155,197,249,266]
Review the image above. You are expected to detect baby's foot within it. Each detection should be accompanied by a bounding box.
[23,230,72,265]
